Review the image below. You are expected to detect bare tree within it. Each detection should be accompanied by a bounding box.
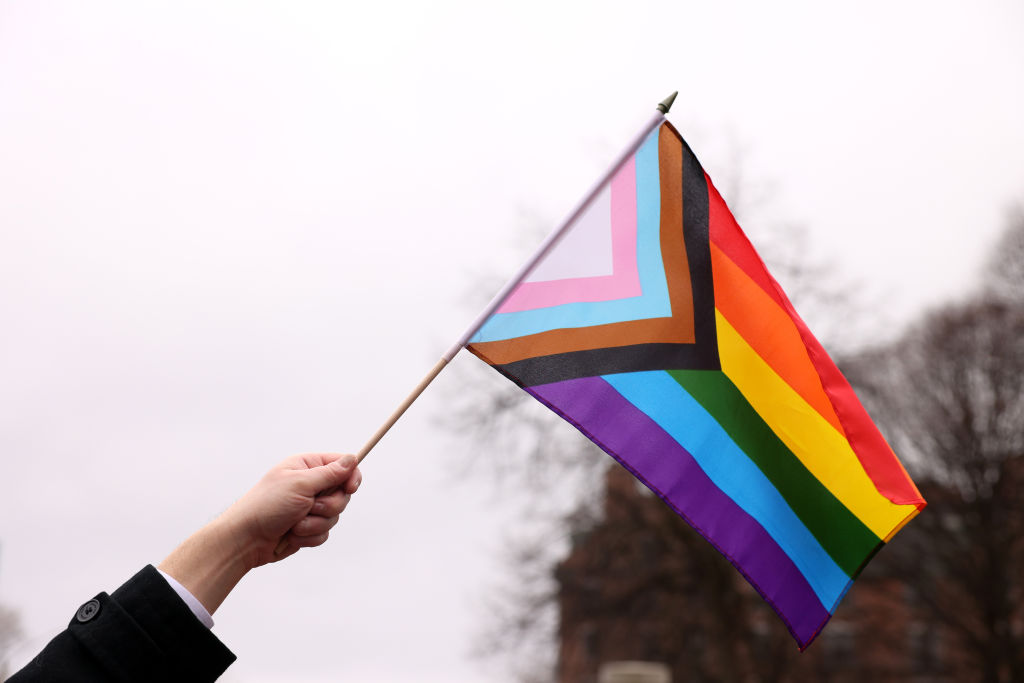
[844,295,1024,683]
[848,203,1024,681]
[0,601,23,681]
[984,204,1024,305]
[445,357,606,680]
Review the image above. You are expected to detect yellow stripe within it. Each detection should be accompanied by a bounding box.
[716,312,918,538]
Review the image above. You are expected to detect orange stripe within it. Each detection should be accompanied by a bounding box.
[711,242,844,433]
[706,177,924,507]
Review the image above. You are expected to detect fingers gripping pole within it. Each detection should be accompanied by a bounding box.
[356,357,450,462]
[274,357,448,556]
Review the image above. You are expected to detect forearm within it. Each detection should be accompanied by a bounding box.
[157,515,254,616]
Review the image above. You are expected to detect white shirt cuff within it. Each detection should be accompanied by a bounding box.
[157,569,215,629]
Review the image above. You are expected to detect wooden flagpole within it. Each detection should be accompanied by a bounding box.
[356,357,448,461]
[354,92,677,464]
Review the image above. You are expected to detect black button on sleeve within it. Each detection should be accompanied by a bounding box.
[75,599,101,623]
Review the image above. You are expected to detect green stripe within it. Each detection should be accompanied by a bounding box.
[668,369,882,577]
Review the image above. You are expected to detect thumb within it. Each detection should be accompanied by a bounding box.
[302,454,357,493]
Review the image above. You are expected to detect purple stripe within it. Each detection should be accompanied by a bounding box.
[529,375,830,647]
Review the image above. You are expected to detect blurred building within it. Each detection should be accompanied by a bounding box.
[554,464,1012,683]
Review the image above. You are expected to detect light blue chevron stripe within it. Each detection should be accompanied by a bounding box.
[471,126,671,344]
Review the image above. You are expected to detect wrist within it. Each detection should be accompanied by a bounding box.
[158,516,254,616]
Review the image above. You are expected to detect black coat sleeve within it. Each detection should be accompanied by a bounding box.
[8,565,236,683]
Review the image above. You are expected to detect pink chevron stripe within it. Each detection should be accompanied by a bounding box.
[497,157,642,313]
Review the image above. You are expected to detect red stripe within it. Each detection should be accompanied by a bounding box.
[705,172,925,507]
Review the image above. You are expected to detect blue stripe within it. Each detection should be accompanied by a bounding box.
[470,126,671,343]
[603,370,849,609]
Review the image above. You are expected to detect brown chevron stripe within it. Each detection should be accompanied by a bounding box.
[469,125,696,366]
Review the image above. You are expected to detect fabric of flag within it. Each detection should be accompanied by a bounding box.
[466,120,926,649]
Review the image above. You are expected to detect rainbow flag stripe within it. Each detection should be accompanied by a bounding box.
[467,120,925,648]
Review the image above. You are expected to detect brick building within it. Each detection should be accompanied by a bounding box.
[555,464,1022,683]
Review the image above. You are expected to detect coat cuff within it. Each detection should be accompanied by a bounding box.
[70,565,235,682]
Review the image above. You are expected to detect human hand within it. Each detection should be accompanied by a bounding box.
[159,453,362,615]
[223,453,363,569]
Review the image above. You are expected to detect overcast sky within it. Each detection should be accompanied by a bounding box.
[1,2,1022,681]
